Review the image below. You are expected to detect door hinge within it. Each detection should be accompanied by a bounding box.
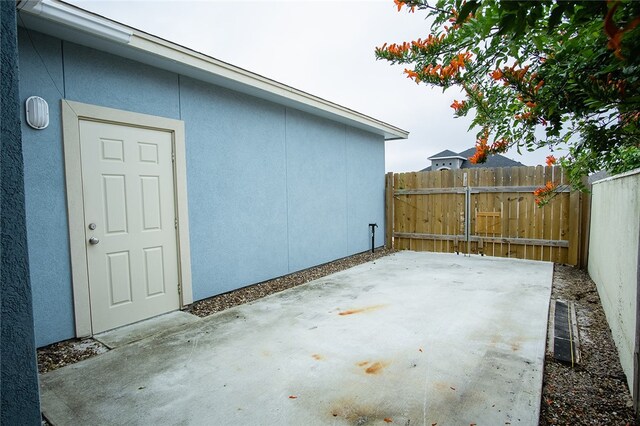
[177,282,182,295]
[174,218,178,229]
[171,151,175,162]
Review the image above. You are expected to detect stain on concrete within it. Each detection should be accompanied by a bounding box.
[312,354,323,360]
[433,381,457,392]
[329,398,400,425]
[338,304,387,316]
[364,361,388,375]
[354,360,389,374]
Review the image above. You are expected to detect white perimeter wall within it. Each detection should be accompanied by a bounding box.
[588,168,640,396]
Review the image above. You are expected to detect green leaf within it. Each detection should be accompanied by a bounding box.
[533,35,544,52]
[513,10,527,39]
[457,0,480,25]
[498,13,516,36]
[547,4,565,32]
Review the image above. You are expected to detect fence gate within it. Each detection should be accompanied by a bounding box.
[385,166,588,266]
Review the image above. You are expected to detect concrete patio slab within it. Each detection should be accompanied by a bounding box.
[40,251,553,425]
[94,311,200,349]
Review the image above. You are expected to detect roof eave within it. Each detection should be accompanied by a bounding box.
[428,156,467,161]
[17,0,409,141]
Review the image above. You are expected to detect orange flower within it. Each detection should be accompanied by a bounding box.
[515,112,533,121]
[404,68,420,83]
[534,181,558,206]
[416,52,472,82]
[604,2,640,59]
[411,34,444,50]
[393,0,415,13]
[450,100,466,111]
[490,69,503,80]
[382,41,412,58]
[545,155,556,166]
[469,132,489,164]
[490,138,509,154]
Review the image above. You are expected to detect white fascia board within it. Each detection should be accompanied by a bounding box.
[18,0,408,141]
[429,155,467,161]
[17,0,132,43]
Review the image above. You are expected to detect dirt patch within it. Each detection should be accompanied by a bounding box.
[540,264,636,425]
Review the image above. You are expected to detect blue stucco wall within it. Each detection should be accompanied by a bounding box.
[346,127,386,253]
[180,77,290,300]
[18,28,73,350]
[18,29,386,347]
[286,109,350,272]
[1,4,41,423]
[63,42,181,119]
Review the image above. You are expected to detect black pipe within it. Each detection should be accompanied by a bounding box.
[369,223,378,253]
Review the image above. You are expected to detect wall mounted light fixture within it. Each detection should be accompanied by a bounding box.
[25,96,49,130]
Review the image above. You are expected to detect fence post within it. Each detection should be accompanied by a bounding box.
[579,177,592,269]
[464,172,470,255]
[567,186,581,266]
[385,172,394,249]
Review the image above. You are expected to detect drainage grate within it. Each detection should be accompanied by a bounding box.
[549,299,581,365]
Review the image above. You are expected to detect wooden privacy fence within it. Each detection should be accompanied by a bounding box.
[385,166,589,266]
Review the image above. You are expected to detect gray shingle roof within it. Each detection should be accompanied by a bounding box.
[421,147,526,171]
[428,149,460,159]
[457,148,525,168]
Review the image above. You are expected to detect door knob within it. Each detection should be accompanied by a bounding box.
[89,237,100,245]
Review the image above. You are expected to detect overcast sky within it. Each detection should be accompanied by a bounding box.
[72,0,553,172]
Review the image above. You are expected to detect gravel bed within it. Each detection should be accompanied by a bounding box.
[187,248,394,317]
[37,253,637,425]
[37,338,108,375]
[540,264,636,425]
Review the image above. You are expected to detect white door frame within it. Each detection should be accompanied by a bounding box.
[62,100,193,337]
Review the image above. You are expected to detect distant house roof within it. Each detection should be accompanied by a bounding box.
[428,149,465,160]
[421,147,526,171]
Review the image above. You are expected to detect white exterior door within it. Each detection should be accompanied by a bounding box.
[79,120,180,334]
